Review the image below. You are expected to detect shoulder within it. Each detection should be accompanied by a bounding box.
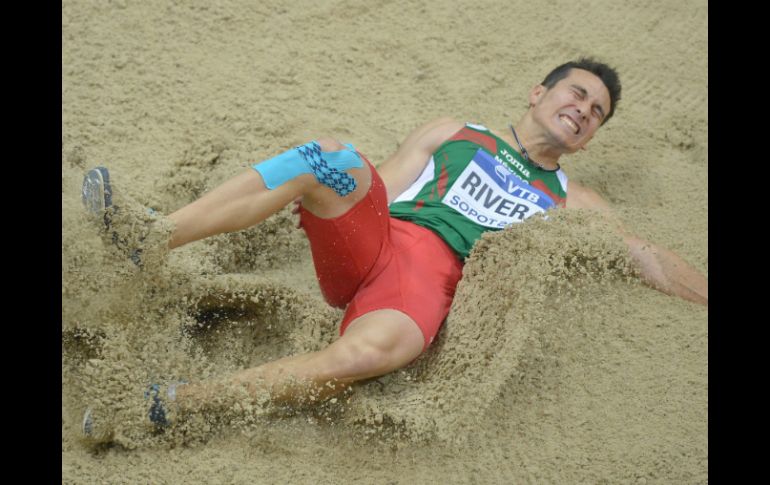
[403,118,466,152]
[429,118,467,140]
[423,117,465,131]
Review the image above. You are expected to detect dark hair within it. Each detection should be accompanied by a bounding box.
[541,58,622,125]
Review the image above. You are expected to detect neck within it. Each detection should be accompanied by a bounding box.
[508,118,563,170]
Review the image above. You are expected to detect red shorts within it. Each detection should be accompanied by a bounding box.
[299,157,464,350]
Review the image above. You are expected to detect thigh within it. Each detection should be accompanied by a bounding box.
[341,218,464,350]
[299,157,391,308]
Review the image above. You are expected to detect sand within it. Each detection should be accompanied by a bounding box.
[62,0,708,483]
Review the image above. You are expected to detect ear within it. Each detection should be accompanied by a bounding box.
[528,84,546,107]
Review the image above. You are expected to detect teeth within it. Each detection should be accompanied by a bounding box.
[560,115,579,134]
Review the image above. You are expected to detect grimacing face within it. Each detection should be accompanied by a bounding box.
[528,68,612,153]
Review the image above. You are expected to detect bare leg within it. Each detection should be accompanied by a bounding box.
[166,138,372,249]
[163,138,423,412]
[174,309,425,411]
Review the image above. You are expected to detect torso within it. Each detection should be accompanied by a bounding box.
[389,123,569,260]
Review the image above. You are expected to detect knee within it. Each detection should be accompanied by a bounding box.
[315,137,346,152]
[328,338,394,380]
[350,340,392,376]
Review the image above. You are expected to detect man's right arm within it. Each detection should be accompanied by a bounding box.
[567,181,708,306]
[376,117,465,204]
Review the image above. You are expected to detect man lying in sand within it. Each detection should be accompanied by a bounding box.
[80,58,707,437]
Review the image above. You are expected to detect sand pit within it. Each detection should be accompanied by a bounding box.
[63,0,708,482]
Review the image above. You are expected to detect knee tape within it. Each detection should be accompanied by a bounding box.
[251,141,363,196]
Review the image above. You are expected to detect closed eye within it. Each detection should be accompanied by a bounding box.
[570,84,605,120]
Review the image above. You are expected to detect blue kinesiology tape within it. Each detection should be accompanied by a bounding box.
[252,141,363,196]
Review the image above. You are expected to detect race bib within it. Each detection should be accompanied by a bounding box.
[442,148,556,228]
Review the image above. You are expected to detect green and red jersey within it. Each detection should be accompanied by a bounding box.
[389,123,568,260]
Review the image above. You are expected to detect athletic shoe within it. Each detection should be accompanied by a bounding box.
[80,405,113,442]
[81,381,186,439]
[81,166,154,267]
[81,166,113,215]
[81,407,95,437]
[146,381,187,428]
[146,383,170,427]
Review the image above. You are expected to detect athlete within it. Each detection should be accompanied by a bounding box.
[80,58,707,436]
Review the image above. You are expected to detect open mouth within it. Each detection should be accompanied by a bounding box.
[559,114,580,134]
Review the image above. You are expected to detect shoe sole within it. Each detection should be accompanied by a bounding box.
[81,166,112,214]
[82,407,94,437]
[80,407,114,443]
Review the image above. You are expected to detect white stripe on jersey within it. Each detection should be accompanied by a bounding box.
[556,169,568,193]
[391,156,436,205]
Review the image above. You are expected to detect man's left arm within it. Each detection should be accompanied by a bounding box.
[566,182,708,306]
